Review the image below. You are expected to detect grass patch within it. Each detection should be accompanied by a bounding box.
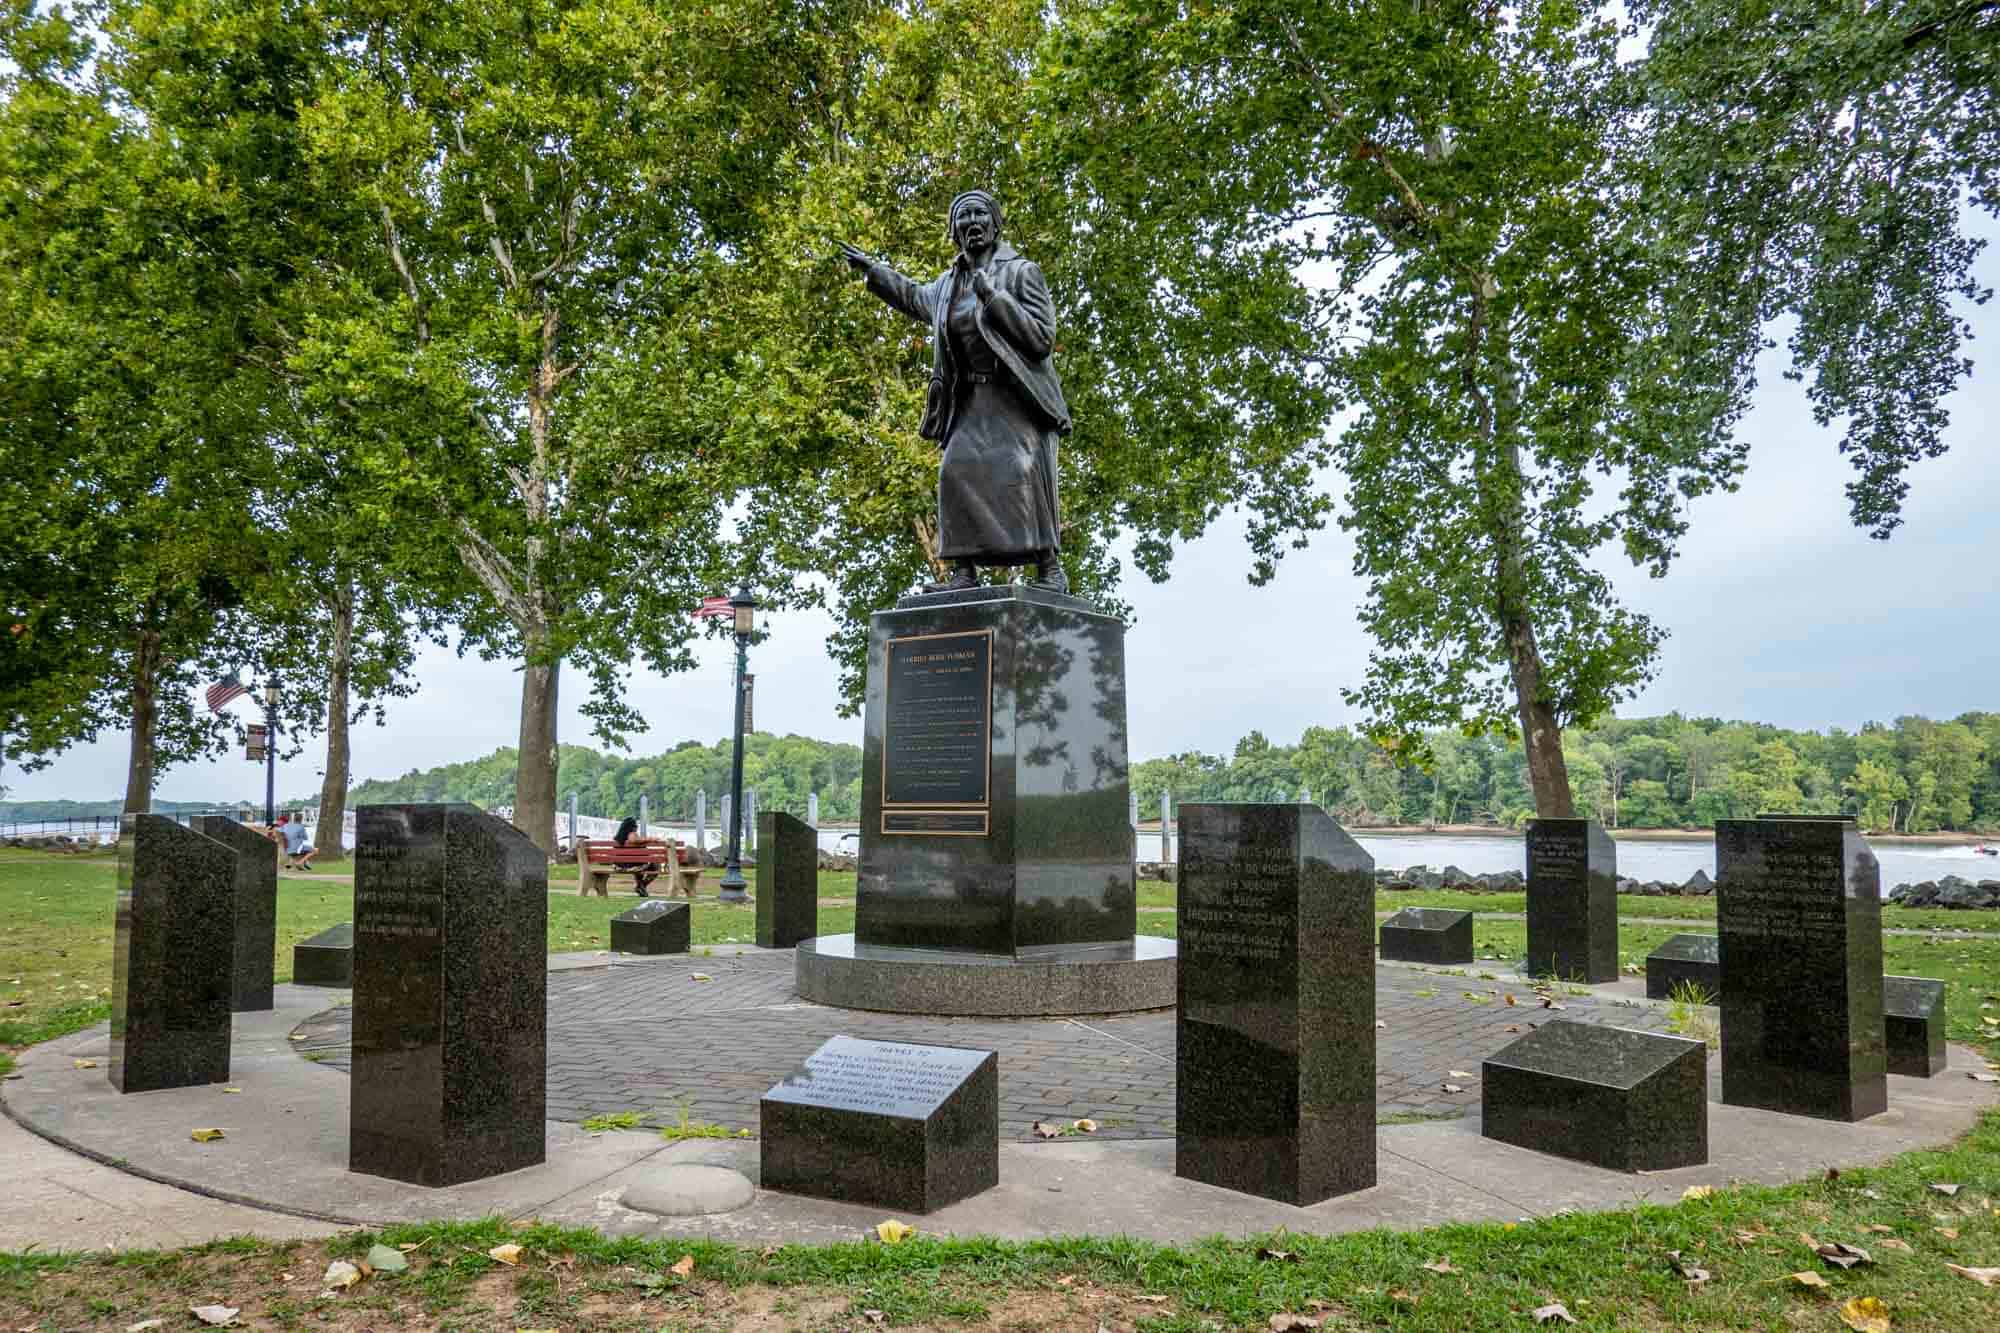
[656,1099,753,1142]
[1664,979,1722,1049]
[4,1100,1998,1328]
[579,1110,646,1133]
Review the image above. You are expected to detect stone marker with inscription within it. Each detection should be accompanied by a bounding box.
[856,585,1136,956]
[1883,975,1946,1078]
[1716,816,1887,1121]
[1378,907,1473,965]
[756,810,818,949]
[1525,818,1618,983]
[192,815,278,1011]
[349,804,548,1186]
[293,922,354,986]
[1645,933,1721,1001]
[1176,803,1375,1206]
[760,1035,999,1213]
[109,814,237,1093]
[609,899,689,955]
[1481,1019,1708,1172]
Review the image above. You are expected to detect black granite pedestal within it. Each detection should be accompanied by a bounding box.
[1716,817,1886,1121]
[610,900,689,955]
[192,815,278,1011]
[1645,934,1721,1001]
[1379,908,1473,964]
[856,584,1135,957]
[1525,819,1618,982]
[1883,975,1946,1078]
[760,1035,998,1213]
[293,923,353,986]
[349,804,548,1187]
[1481,1020,1708,1172]
[1176,803,1375,1206]
[109,815,237,1093]
[756,811,817,949]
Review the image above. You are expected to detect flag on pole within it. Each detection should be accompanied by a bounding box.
[693,595,733,619]
[206,672,250,713]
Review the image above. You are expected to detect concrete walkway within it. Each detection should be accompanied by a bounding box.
[3,960,1994,1252]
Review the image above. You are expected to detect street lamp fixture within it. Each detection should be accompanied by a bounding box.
[718,585,758,902]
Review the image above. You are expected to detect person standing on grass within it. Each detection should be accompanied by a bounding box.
[276,813,318,871]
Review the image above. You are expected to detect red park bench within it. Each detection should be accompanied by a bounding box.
[578,838,703,899]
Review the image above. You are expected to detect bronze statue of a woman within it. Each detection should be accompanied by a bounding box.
[841,190,1071,594]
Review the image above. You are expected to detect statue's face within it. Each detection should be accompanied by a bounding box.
[952,198,997,252]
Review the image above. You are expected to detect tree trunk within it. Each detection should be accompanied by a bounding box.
[514,655,560,853]
[123,626,161,815]
[313,584,355,861]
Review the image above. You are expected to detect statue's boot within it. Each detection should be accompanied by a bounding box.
[923,562,979,594]
[1031,553,1069,595]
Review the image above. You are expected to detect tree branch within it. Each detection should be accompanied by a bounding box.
[378,203,429,345]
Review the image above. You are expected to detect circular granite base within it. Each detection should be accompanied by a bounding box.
[795,933,1177,1017]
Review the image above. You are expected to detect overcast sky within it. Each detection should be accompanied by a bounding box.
[10,216,1997,807]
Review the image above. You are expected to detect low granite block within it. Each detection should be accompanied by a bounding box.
[1883,975,1946,1078]
[1525,818,1618,982]
[350,804,547,1188]
[1379,907,1472,964]
[756,811,818,949]
[1482,1019,1708,1172]
[760,1035,998,1213]
[610,900,690,955]
[293,922,354,986]
[193,816,278,1011]
[110,815,237,1093]
[1177,803,1375,1205]
[1645,933,1721,1001]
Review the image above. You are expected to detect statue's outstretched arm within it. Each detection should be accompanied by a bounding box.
[840,242,935,328]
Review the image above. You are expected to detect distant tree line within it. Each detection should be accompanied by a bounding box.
[325,710,2000,836]
[1135,713,2000,834]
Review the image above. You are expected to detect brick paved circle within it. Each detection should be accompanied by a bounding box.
[293,954,1676,1143]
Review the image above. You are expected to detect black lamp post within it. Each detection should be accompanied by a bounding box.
[717,585,757,902]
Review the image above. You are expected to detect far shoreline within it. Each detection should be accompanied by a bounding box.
[1129,820,1990,847]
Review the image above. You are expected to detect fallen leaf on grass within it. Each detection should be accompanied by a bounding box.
[1421,1258,1459,1275]
[669,1254,695,1278]
[321,1260,362,1291]
[1136,1294,1169,1303]
[189,1128,225,1143]
[1861,1224,1895,1234]
[1935,1227,1959,1239]
[1667,1252,1710,1284]
[189,1307,238,1328]
[1682,1185,1716,1201]
[72,1058,96,1069]
[124,1321,165,1332]
[365,1244,407,1274]
[1816,1242,1872,1269]
[486,1244,523,1266]
[1267,1314,1320,1331]
[1879,1239,1913,1253]
[1787,1271,1830,1289]
[1837,1296,1891,1333]
[860,1312,886,1325]
[1257,1247,1300,1263]
[1531,1303,1576,1325]
[1946,1264,2000,1286]
[875,1219,914,1245]
[1929,1182,1961,1197]
[1072,1118,1098,1133]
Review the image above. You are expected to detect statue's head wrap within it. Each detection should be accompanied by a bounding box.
[948,189,1003,240]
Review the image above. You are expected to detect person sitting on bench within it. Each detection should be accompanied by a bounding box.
[611,816,659,896]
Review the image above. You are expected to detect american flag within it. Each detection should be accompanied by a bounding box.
[205,672,250,713]
[693,595,734,620]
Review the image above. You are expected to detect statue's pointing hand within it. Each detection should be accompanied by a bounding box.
[838,241,872,274]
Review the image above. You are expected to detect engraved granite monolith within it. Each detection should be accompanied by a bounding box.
[760,1035,998,1212]
[756,810,818,948]
[1645,933,1721,1001]
[1176,803,1375,1205]
[610,899,689,955]
[1717,817,1886,1121]
[1883,975,1946,1078]
[293,922,353,986]
[1525,818,1618,982]
[349,804,547,1186]
[1482,1020,1708,1171]
[109,815,236,1093]
[192,815,278,1011]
